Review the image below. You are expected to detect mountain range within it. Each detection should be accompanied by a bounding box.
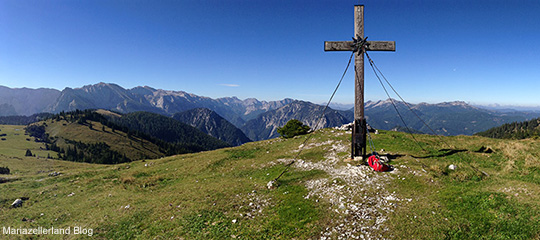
[0,86,60,116]
[364,99,540,136]
[45,82,294,127]
[1,83,539,140]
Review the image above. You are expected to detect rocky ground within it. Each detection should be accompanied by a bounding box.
[269,133,413,240]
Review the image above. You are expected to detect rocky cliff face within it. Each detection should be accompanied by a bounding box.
[46,83,159,114]
[173,108,252,146]
[241,101,350,141]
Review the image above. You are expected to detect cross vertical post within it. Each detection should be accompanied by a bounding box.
[324,5,395,160]
[353,5,366,159]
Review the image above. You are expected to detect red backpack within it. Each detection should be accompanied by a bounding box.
[368,155,390,172]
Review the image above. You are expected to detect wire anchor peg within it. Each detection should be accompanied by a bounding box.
[352,35,369,54]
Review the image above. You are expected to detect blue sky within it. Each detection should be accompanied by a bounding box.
[1,0,539,106]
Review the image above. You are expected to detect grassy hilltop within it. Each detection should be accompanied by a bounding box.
[1,126,540,239]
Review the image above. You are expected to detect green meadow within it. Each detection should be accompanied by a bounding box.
[0,125,56,159]
[1,125,539,239]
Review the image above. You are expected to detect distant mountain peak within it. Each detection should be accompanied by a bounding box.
[78,82,119,89]
[438,101,469,106]
[365,98,405,108]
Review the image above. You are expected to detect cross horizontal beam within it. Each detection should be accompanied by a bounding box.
[324,41,395,52]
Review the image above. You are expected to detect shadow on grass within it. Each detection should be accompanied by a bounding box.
[384,153,405,161]
[413,149,467,159]
[276,169,326,187]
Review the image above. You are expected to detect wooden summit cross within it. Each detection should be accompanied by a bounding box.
[325,5,395,160]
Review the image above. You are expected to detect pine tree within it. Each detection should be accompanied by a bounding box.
[277,119,311,138]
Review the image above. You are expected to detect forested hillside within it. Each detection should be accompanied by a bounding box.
[23,110,231,164]
[0,113,53,125]
[114,111,231,150]
[173,108,251,146]
[475,118,540,139]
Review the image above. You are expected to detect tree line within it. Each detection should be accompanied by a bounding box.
[47,140,130,164]
[0,113,53,125]
[24,109,228,164]
[475,118,540,139]
[51,109,213,155]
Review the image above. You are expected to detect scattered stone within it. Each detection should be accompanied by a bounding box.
[232,219,237,224]
[68,192,75,197]
[48,171,61,177]
[334,123,354,131]
[267,180,278,189]
[448,164,456,171]
[234,189,272,220]
[287,137,399,239]
[11,199,23,208]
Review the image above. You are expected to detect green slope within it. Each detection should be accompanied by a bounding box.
[0,124,56,159]
[20,110,232,164]
[1,128,540,239]
[43,118,165,161]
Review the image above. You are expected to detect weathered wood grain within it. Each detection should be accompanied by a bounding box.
[324,41,395,51]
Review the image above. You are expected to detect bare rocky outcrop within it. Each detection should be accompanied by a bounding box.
[271,134,409,239]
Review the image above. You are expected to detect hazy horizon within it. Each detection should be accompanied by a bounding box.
[2,82,540,112]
